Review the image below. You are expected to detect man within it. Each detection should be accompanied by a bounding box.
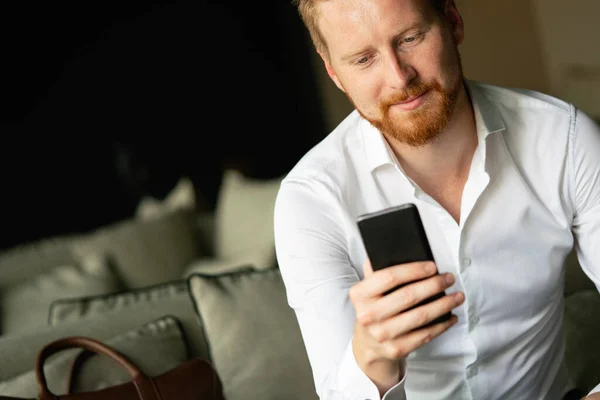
[273,0,600,399]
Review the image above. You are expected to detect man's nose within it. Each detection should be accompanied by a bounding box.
[384,53,417,89]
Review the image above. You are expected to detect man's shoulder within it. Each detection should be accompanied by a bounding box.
[471,80,572,116]
[282,110,365,189]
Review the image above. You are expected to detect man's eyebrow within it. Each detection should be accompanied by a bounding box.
[338,21,430,64]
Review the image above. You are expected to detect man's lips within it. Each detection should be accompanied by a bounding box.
[391,90,429,111]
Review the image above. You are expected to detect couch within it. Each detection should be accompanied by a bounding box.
[0,169,598,399]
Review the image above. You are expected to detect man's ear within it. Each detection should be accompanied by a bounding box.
[445,0,464,45]
[319,50,345,92]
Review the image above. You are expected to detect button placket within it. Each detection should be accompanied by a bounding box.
[466,365,479,379]
[438,212,460,268]
[468,314,480,331]
[460,257,472,274]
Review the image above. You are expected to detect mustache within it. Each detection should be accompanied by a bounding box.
[380,81,439,108]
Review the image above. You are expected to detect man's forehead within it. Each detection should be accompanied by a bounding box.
[317,0,370,37]
[316,0,429,16]
[317,0,430,51]
[317,0,429,32]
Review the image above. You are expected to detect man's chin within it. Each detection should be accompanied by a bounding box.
[383,127,441,147]
[381,98,456,146]
[359,105,445,147]
[374,114,433,144]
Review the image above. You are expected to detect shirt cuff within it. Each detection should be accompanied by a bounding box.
[336,341,407,400]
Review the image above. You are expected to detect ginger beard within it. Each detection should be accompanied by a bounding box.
[353,77,462,147]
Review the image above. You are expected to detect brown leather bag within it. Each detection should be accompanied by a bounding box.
[0,336,226,400]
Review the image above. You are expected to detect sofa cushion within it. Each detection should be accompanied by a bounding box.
[188,268,317,400]
[213,169,282,272]
[0,253,122,335]
[135,176,196,220]
[0,234,80,289]
[70,208,202,288]
[182,259,254,277]
[196,212,215,257]
[564,290,600,393]
[0,315,188,397]
[47,278,209,360]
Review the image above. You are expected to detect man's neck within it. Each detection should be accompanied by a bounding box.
[388,83,477,187]
[387,82,477,221]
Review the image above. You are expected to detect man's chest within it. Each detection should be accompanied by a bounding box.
[347,137,574,312]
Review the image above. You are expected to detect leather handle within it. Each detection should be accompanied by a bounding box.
[36,336,144,399]
[66,349,94,394]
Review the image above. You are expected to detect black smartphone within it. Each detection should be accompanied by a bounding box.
[357,203,451,327]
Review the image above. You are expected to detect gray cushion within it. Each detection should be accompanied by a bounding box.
[70,208,202,288]
[564,290,600,393]
[0,235,80,289]
[47,278,209,361]
[1,253,122,335]
[0,315,188,397]
[182,259,256,277]
[213,170,282,271]
[188,267,317,400]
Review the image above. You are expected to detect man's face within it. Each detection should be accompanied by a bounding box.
[318,0,465,147]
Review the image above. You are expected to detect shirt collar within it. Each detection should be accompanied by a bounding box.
[362,79,506,172]
[361,117,399,171]
[467,79,506,143]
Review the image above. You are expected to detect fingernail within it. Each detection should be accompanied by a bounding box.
[445,273,454,284]
[426,262,436,274]
[455,292,465,304]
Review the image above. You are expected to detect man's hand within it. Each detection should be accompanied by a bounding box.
[584,393,600,399]
[350,259,465,395]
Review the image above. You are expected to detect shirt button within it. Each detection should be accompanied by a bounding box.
[467,366,479,378]
[469,315,480,327]
[462,258,472,267]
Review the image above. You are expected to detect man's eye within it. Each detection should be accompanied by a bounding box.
[356,56,370,65]
[402,32,425,46]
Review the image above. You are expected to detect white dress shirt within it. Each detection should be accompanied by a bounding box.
[273,80,600,400]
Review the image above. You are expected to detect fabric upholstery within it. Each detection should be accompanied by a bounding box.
[188,268,317,400]
[0,316,188,397]
[70,208,202,288]
[0,253,122,335]
[0,235,80,289]
[213,170,282,272]
[48,279,209,360]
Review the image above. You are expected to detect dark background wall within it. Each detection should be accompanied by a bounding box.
[0,0,327,250]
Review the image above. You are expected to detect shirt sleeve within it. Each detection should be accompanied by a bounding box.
[569,109,600,397]
[569,108,600,290]
[274,178,407,400]
[588,382,600,397]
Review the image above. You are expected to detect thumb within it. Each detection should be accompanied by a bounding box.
[362,258,374,278]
